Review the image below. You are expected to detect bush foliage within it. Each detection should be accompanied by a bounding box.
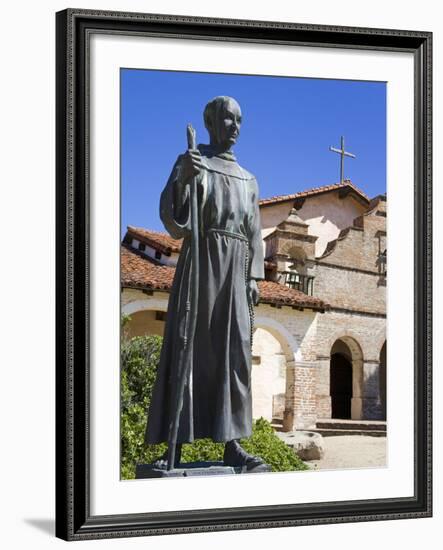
[121,333,308,479]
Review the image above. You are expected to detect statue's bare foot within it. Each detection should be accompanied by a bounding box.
[223,440,270,472]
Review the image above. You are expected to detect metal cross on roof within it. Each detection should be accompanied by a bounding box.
[329,136,356,183]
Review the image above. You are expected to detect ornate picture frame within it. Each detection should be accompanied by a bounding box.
[55,8,432,540]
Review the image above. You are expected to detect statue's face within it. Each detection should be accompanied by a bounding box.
[210,98,242,149]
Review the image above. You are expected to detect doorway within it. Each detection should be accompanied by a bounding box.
[330,352,353,419]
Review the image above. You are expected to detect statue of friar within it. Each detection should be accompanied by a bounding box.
[144,96,268,473]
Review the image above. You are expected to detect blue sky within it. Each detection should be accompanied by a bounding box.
[121,69,386,235]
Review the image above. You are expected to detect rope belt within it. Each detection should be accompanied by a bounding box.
[207,228,249,242]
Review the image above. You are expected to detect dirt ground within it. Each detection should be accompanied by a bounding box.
[308,435,387,470]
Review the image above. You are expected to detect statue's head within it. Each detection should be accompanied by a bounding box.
[203,96,242,150]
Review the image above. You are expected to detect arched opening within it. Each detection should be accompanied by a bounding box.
[251,316,300,429]
[251,328,287,423]
[122,297,169,339]
[124,309,166,339]
[330,343,352,419]
[329,337,363,420]
[379,341,387,420]
[286,245,307,267]
[280,246,314,295]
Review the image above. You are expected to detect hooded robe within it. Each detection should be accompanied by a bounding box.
[144,145,264,444]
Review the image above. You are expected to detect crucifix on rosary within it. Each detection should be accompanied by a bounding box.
[329,136,356,183]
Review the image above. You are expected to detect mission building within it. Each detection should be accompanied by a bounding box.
[121,180,387,432]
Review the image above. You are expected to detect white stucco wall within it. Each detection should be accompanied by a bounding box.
[251,329,286,421]
[297,193,366,256]
[259,201,294,231]
[259,192,367,257]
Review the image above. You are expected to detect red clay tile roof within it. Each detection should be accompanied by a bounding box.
[121,244,328,310]
[258,181,369,207]
[127,226,182,254]
[258,280,329,310]
[121,244,175,290]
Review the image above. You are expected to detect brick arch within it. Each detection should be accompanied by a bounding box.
[318,329,365,360]
[253,315,303,429]
[333,334,364,362]
[253,315,302,363]
[329,334,364,420]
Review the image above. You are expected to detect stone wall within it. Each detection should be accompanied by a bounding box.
[314,263,386,313]
[319,213,386,273]
[313,207,386,313]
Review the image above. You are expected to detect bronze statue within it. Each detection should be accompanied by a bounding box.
[144,96,268,473]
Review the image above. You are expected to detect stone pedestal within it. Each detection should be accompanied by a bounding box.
[136,461,271,479]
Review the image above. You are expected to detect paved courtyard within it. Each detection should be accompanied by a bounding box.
[309,435,387,470]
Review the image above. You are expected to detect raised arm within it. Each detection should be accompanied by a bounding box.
[159,148,203,239]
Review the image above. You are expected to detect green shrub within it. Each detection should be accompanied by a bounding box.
[121,333,308,479]
[121,334,166,479]
[241,417,308,472]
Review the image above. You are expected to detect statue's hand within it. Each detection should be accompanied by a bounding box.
[180,148,203,182]
[247,279,260,306]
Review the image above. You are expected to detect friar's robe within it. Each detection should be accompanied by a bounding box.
[145,145,264,444]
